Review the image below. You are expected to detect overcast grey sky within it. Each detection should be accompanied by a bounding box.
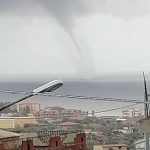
[1,0,150,81]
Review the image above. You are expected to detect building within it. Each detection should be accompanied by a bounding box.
[40,106,64,118]
[59,121,80,129]
[0,130,20,149]
[40,107,83,120]
[97,116,118,121]
[134,138,150,150]
[122,108,143,117]
[61,109,82,118]
[44,109,61,118]
[118,126,134,134]
[19,102,41,114]
[0,131,86,150]
[22,132,86,150]
[0,116,37,128]
[138,118,150,133]
[83,128,92,134]
[94,144,127,150]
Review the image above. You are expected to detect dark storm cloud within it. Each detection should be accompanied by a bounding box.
[1,0,150,34]
[1,0,150,38]
[1,0,150,18]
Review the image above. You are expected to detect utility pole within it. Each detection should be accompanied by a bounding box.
[143,72,149,150]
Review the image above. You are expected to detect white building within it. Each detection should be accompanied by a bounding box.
[122,108,143,117]
[118,126,133,134]
[134,139,149,150]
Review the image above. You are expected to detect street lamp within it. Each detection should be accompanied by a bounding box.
[0,79,63,112]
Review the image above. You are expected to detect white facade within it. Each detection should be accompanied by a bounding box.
[134,139,150,150]
[122,108,143,117]
[134,139,145,150]
[118,127,133,134]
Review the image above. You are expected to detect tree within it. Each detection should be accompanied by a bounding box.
[92,110,95,117]
[22,106,30,116]
[24,123,34,128]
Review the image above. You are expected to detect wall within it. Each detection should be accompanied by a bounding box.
[14,117,36,127]
[0,119,14,128]
[0,137,19,149]
[103,147,127,150]
[19,103,40,114]
[21,132,86,150]
[0,117,36,128]
[94,145,127,150]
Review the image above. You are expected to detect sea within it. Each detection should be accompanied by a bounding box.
[0,80,147,116]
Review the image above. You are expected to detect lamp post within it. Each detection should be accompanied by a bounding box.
[0,79,63,112]
[143,73,149,150]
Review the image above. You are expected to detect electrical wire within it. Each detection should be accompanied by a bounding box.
[0,89,143,104]
[0,89,144,114]
[87,103,140,114]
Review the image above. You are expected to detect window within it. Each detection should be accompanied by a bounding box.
[56,141,58,147]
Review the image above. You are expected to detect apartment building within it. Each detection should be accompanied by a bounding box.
[40,107,82,119]
[122,108,143,117]
[19,103,41,114]
[61,109,82,118]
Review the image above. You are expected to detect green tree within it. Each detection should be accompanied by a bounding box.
[24,123,34,128]
[22,106,30,116]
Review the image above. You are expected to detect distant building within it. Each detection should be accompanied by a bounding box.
[97,116,118,121]
[94,144,127,150]
[40,106,63,118]
[118,126,134,134]
[121,116,142,126]
[45,109,61,118]
[116,118,127,121]
[44,106,64,112]
[19,102,41,114]
[83,128,92,134]
[40,107,83,120]
[61,109,82,118]
[134,138,150,150]
[0,117,37,128]
[122,108,143,117]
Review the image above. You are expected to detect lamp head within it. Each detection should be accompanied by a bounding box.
[33,80,63,94]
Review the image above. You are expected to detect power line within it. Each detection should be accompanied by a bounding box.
[0,90,143,114]
[0,89,143,104]
[87,103,140,114]
[37,103,141,117]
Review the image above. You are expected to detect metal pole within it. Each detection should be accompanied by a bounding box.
[0,94,34,112]
[143,72,149,150]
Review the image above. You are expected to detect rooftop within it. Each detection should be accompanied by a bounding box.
[19,103,40,105]
[0,130,21,139]
[59,122,79,126]
[0,116,36,119]
[101,144,127,148]
[63,133,76,144]
[20,132,47,147]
